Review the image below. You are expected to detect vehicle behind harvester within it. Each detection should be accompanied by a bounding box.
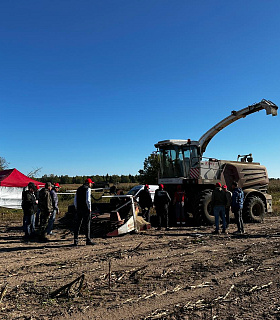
[155,99,278,225]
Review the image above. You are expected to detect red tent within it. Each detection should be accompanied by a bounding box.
[0,168,45,188]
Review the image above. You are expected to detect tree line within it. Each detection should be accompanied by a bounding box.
[0,153,160,185]
[39,154,160,185]
[39,174,139,185]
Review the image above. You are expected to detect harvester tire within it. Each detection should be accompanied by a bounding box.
[194,189,214,225]
[243,195,265,222]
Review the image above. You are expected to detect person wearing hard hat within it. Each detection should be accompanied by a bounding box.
[46,183,60,235]
[231,181,245,235]
[154,184,171,231]
[222,184,232,229]
[211,182,227,234]
[73,178,95,246]
[173,185,186,226]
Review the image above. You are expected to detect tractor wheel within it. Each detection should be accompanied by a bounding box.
[243,196,265,222]
[194,189,214,225]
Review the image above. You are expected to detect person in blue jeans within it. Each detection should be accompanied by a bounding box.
[46,183,60,235]
[21,182,37,242]
[211,182,227,234]
[231,181,245,234]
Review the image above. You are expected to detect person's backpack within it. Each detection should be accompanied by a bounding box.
[232,188,244,209]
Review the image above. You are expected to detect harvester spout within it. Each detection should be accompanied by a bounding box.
[262,99,278,116]
[199,99,278,155]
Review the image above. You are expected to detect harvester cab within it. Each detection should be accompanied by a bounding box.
[154,138,222,184]
[154,99,278,225]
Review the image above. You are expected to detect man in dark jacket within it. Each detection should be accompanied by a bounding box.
[212,182,227,234]
[138,184,153,222]
[154,184,171,230]
[38,182,53,240]
[73,178,95,246]
[22,182,37,241]
[231,181,245,234]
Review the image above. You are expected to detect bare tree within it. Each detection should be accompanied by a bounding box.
[0,157,9,171]
[27,167,42,178]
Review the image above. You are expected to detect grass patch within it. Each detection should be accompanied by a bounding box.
[0,207,23,222]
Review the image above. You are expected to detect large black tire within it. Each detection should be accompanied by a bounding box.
[194,189,214,225]
[243,195,265,222]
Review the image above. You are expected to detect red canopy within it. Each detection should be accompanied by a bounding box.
[0,168,45,188]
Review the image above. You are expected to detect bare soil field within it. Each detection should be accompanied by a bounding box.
[0,215,280,320]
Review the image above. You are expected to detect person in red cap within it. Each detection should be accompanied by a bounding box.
[154,184,171,230]
[138,184,153,222]
[46,183,60,235]
[35,184,41,228]
[231,181,245,234]
[222,185,232,228]
[73,178,95,246]
[38,182,53,241]
[211,182,227,234]
[173,185,186,226]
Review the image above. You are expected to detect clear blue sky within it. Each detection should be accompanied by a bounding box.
[1,0,280,178]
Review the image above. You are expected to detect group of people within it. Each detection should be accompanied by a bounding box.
[21,181,60,242]
[212,181,245,234]
[138,184,186,230]
[22,178,95,245]
[140,181,245,235]
[21,178,246,244]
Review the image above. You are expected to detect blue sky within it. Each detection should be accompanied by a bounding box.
[1,0,280,178]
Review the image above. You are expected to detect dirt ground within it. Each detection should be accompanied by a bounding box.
[0,215,280,320]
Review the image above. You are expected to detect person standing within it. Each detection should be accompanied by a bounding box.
[211,182,227,234]
[138,184,153,222]
[38,182,53,241]
[154,184,171,231]
[73,178,95,246]
[222,185,232,228]
[35,185,41,228]
[231,181,245,234]
[46,183,60,235]
[21,182,37,242]
[173,185,186,226]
